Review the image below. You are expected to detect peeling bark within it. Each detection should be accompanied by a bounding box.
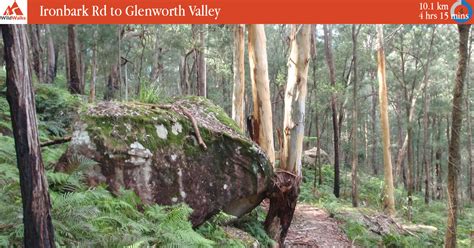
[376,24,396,216]
[248,24,275,165]
[232,24,246,131]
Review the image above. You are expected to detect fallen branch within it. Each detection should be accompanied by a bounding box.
[40,136,72,147]
[179,107,207,150]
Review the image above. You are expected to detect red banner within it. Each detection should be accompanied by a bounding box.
[0,0,473,24]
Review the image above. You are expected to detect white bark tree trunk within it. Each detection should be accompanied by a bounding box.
[376,24,396,216]
[232,24,246,131]
[248,24,275,165]
[280,25,311,176]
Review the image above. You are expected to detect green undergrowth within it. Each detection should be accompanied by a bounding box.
[299,164,473,247]
[0,133,260,247]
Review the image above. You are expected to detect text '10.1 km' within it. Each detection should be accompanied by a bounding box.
[419,2,450,20]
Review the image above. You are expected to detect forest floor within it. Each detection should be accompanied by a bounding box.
[285,204,354,248]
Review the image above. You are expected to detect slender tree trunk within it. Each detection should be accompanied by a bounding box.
[351,25,360,207]
[67,24,82,94]
[248,24,275,164]
[105,64,120,100]
[310,24,323,186]
[445,24,470,248]
[266,24,311,247]
[179,55,189,95]
[124,60,128,101]
[464,30,473,202]
[150,25,163,84]
[79,44,87,96]
[28,25,43,83]
[104,26,125,100]
[364,118,369,172]
[45,25,55,84]
[89,27,97,103]
[2,24,55,247]
[53,43,59,79]
[468,68,474,203]
[118,25,122,100]
[423,91,431,204]
[407,122,414,219]
[430,116,436,200]
[89,46,97,103]
[65,45,70,82]
[376,24,396,216]
[435,116,443,200]
[323,25,340,198]
[232,24,246,131]
[194,24,207,98]
[416,121,422,193]
[137,33,146,96]
[370,81,378,175]
[395,94,407,187]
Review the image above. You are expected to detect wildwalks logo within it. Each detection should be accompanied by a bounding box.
[451,0,472,23]
[0,0,27,23]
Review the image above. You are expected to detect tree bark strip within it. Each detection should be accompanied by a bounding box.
[445,24,470,248]
[248,24,275,165]
[2,24,55,248]
[376,24,396,216]
[45,25,55,84]
[67,24,82,94]
[232,24,246,131]
[351,24,360,207]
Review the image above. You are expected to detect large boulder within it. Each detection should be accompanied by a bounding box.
[56,97,273,226]
[302,147,332,166]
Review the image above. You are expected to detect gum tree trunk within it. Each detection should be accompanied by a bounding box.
[247,24,275,164]
[232,24,246,131]
[280,24,311,176]
[2,24,55,247]
[370,81,378,175]
[266,24,311,247]
[351,25,360,207]
[376,24,396,216]
[445,24,470,248]
[423,90,431,204]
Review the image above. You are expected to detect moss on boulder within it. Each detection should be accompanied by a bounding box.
[56,97,273,226]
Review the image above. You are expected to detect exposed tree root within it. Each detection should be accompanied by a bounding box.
[264,170,301,247]
[178,106,207,150]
